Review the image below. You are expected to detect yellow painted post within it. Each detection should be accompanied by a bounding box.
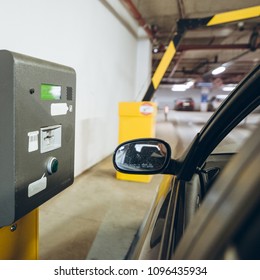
[117,101,157,183]
[0,209,38,260]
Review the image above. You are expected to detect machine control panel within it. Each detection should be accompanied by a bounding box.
[0,50,76,227]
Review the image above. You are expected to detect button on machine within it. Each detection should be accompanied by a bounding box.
[47,157,59,175]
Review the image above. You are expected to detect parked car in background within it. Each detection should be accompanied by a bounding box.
[113,64,260,260]
[207,94,228,111]
[174,97,195,111]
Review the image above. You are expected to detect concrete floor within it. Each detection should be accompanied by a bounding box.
[39,156,162,260]
[38,110,200,260]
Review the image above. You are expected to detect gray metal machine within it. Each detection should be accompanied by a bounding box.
[0,50,76,227]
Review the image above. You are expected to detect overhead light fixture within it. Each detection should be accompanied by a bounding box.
[185,80,194,88]
[171,84,187,91]
[212,66,226,75]
[171,80,195,92]
[222,84,237,92]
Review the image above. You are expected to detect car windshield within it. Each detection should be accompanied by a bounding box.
[213,106,260,154]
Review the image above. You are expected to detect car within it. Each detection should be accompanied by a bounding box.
[174,97,195,111]
[207,94,228,111]
[113,64,260,260]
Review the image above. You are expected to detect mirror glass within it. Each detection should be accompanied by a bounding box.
[114,139,170,173]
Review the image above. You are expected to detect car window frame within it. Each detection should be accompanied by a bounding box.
[177,64,260,181]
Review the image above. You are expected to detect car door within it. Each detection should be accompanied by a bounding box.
[173,123,260,259]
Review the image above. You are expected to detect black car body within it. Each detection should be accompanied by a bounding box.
[113,64,260,260]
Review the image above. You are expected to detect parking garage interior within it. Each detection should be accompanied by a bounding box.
[0,0,259,263]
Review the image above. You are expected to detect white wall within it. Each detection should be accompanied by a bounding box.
[0,0,152,176]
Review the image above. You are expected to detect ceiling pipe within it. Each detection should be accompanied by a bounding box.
[120,0,154,40]
[153,43,260,54]
[163,43,258,77]
[177,0,186,19]
[167,51,185,79]
[179,43,260,51]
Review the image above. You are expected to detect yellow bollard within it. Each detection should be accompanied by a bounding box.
[117,102,157,183]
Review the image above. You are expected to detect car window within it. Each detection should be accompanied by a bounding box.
[213,105,260,154]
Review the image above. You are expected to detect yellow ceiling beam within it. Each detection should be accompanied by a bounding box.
[207,6,260,26]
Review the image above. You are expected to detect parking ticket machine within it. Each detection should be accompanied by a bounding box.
[0,50,76,228]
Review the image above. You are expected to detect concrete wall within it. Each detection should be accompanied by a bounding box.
[0,0,152,176]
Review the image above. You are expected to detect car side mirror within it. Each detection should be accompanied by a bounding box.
[113,138,172,174]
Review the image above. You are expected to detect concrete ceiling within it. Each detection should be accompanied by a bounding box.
[121,0,260,87]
